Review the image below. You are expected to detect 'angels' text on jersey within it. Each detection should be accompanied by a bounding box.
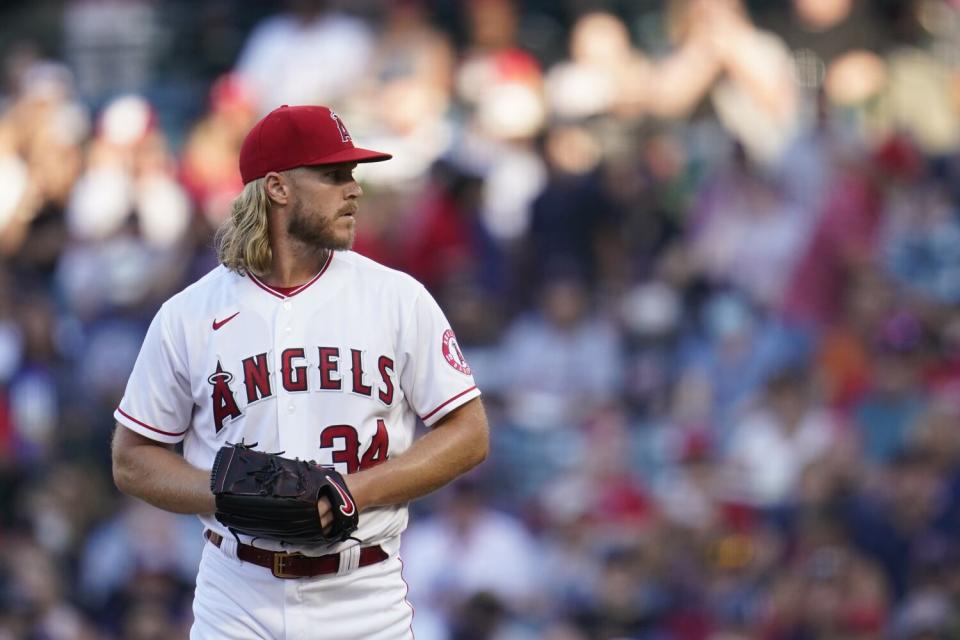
[208,346,396,433]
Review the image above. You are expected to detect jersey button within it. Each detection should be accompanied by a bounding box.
[287,404,295,413]
[282,301,292,310]
[285,326,292,333]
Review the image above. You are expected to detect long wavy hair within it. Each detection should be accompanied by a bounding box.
[215,177,272,276]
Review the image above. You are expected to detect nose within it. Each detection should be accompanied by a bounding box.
[345,180,362,199]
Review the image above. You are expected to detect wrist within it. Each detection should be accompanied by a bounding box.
[344,472,376,512]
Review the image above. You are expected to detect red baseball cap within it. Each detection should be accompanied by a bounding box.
[239,105,392,184]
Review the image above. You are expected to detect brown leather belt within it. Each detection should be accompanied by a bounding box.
[205,530,388,579]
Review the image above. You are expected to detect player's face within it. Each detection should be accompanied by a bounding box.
[286,163,362,250]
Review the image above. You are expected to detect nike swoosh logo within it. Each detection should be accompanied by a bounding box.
[212,312,240,331]
[330,480,356,517]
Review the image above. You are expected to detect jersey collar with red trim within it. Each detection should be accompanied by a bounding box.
[247,251,334,299]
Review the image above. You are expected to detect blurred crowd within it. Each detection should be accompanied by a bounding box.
[2,0,960,638]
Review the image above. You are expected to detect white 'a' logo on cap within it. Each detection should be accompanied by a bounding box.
[329,110,351,143]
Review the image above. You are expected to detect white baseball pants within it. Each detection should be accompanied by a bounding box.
[190,537,414,639]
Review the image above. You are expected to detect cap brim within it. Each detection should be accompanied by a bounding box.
[302,147,393,167]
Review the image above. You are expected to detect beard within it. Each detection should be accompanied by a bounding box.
[286,198,355,251]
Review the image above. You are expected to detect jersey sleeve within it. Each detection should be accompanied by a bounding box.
[399,286,481,427]
[114,304,193,443]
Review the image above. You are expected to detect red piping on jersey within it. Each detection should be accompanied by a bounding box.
[399,556,416,638]
[421,386,478,422]
[116,408,189,437]
[248,252,334,299]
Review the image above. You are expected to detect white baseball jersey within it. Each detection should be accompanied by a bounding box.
[115,250,480,555]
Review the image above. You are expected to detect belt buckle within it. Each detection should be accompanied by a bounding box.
[272,551,305,579]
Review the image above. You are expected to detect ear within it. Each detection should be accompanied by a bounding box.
[264,172,291,206]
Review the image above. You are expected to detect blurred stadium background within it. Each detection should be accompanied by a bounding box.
[3,0,960,638]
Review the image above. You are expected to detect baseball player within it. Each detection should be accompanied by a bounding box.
[111,104,489,639]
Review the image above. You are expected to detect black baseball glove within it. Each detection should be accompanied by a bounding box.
[210,442,359,545]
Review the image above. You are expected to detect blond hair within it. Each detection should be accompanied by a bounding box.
[215,178,273,276]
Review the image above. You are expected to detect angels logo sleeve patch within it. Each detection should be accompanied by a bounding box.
[399,286,481,427]
[442,329,471,375]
